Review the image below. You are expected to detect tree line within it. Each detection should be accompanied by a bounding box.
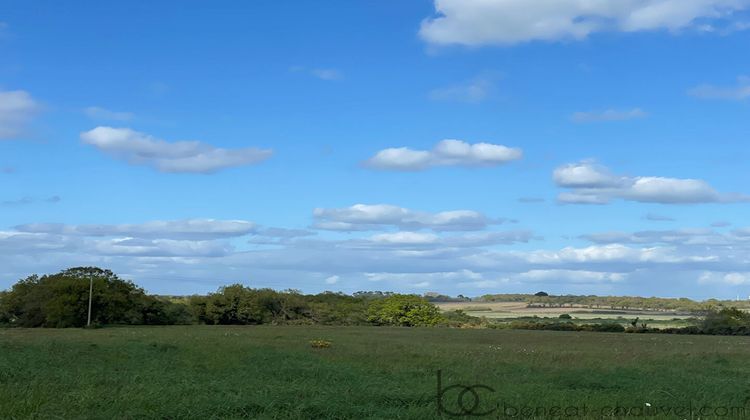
[2,267,748,335]
[0,267,443,328]
[496,307,750,336]
[479,293,750,312]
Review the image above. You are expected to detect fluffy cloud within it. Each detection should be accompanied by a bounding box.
[571,108,647,123]
[365,139,522,171]
[80,127,272,174]
[699,271,750,285]
[419,0,750,46]
[0,90,40,139]
[520,244,715,265]
[324,275,340,285]
[554,161,749,204]
[84,106,134,121]
[688,76,750,100]
[3,217,750,296]
[312,204,506,231]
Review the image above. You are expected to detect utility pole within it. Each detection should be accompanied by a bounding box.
[87,275,93,327]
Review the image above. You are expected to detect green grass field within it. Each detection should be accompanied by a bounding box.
[2,326,750,419]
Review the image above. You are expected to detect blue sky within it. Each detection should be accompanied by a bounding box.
[1,0,749,298]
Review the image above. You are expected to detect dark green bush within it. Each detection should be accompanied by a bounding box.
[440,309,485,327]
[700,307,750,335]
[509,320,625,333]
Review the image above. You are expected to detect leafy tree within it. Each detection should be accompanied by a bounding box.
[367,294,442,327]
[0,267,190,327]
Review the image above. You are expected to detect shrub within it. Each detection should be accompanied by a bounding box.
[701,307,750,335]
[508,320,625,333]
[440,310,486,328]
[587,323,625,333]
[558,314,572,320]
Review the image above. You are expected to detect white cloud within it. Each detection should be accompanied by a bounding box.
[15,219,257,240]
[419,0,750,46]
[554,161,749,204]
[571,108,647,123]
[699,271,750,285]
[370,232,440,245]
[91,238,231,258]
[4,216,750,296]
[366,139,522,171]
[429,77,493,103]
[84,106,135,121]
[312,203,505,232]
[688,76,750,100]
[324,275,340,285]
[553,161,625,189]
[521,243,717,265]
[581,228,748,246]
[0,90,40,139]
[80,127,272,173]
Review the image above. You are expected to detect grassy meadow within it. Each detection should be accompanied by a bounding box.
[2,326,750,419]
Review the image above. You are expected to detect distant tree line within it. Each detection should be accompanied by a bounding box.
[0,268,443,328]
[3,268,749,335]
[489,307,750,336]
[479,293,750,312]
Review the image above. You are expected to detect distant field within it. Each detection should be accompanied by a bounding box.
[437,301,696,328]
[2,326,750,419]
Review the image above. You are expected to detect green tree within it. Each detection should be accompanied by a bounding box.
[367,294,442,327]
[0,267,191,327]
